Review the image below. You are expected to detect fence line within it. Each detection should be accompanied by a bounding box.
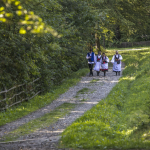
[0,78,41,111]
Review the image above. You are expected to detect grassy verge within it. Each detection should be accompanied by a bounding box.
[0,68,89,126]
[106,46,150,51]
[1,103,75,142]
[60,48,150,149]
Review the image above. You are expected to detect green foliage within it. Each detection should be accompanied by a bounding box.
[0,68,89,126]
[100,46,106,53]
[0,0,97,92]
[0,0,59,35]
[61,48,150,149]
[93,0,150,46]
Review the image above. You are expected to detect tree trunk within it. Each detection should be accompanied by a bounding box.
[95,33,101,51]
[115,25,121,40]
[103,36,105,49]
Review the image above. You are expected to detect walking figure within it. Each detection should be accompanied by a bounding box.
[100,53,109,76]
[86,48,95,76]
[111,51,123,76]
[93,51,101,76]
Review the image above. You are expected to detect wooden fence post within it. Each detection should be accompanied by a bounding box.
[0,78,41,111]
[4,87,7,110]
[25,83,28,102]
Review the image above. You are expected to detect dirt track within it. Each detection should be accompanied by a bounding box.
[0,63,125,150]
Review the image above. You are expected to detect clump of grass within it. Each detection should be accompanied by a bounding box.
[0,68,89,126]
[74,95,79,98]
[74,88,90,102]
[77,88,89,94]
[90,79,99,83]
[60,48,150,149]
[1,103,75,142]
[81,98,88,102]
[90,90,95,94]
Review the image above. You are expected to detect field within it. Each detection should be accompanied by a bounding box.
[61,47,150,149]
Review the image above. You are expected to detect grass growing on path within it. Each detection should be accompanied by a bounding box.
[90,79,99,83]
[61,48,150,149]
[0,68,89,126]
[77,88,90,94]
[1,103,75,142]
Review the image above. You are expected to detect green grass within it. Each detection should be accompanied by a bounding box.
[106,46,150,51]
[90,90,95,94]
[0,68,89,126]
[81,98,88,102]
[77,88,90,95]
[74,95,79,98]
[1,103,75,142]
[60,48,150,149]
[90,79,99,83]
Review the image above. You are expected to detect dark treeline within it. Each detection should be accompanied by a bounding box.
[0,0,150,91]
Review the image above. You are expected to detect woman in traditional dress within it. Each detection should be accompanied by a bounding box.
[100,53,109,76]
[86,48,95,76]
[93,51,101,76]
[111,51,123,76]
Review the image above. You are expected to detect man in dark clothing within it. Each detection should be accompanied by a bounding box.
[86,48,95,76]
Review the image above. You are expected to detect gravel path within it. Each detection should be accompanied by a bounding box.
[0,63,125,150]
[118,48,148,51]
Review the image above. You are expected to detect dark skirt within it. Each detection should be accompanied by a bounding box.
[100,69,108,72]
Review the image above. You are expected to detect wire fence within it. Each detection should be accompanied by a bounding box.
[0,78,41,111]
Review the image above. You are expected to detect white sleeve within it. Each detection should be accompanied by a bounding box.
[100,57,102,64]
[111,55,115,63]
[119,55,123,60]
[100,56,102,64]
[107,57,109,63]
[86,54,89,59]
[94,54,97,64]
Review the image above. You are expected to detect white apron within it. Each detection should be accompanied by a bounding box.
[93,55,101,71]
[111,54,123,72]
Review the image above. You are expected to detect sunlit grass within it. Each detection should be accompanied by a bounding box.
[0,68,89,126]
[90,79,99,83]
[106,46,150,51]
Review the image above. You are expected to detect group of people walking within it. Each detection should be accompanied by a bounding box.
[86,49,123,76]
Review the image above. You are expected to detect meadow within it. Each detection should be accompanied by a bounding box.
[61,48,150,149]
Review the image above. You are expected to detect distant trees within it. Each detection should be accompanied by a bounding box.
[0,0,149,90]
